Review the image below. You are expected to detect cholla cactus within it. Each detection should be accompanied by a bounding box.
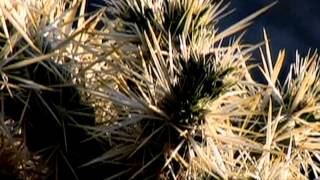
[105,0,273,61]
[83,0,277,179]
[2,0,320,180]
[250,31,320,179]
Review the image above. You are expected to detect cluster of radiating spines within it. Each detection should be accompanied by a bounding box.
[239,31,320,179]
[84,0,278,179]
[105,0,274,58]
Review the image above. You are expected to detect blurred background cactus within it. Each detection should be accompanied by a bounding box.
[1,0,320,180]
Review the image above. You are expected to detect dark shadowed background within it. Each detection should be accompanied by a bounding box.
[226,0,320,81]
[87,0,320,81]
